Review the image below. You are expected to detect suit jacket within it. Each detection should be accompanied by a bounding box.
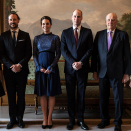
[61,26,93,74]
[0,29,32,76]
[91,28,130,79]
[0,62,5,97]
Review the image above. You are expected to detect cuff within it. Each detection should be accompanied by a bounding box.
[18,63,22,68]
[47,66,55,73]
[79,61,83,66]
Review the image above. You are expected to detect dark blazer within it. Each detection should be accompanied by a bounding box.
[61,26,93,74]
[0,62,5,97]
[91,28,130,79]
[0,29,32,75]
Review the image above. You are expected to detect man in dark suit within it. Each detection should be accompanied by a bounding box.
[91,13,130,131]
[0,12,32,129]
[61,9,93,130]
[0,62,5,97]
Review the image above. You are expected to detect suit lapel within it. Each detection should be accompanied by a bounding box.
[77,26,84,50]
[102,29,108,53]
[108,28,119,52]
[7,30,14,47]
[7,29,22,48]
[16,29,22,47]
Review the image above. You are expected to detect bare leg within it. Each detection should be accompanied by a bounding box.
[40,95,48,125]
[48,96,55,125]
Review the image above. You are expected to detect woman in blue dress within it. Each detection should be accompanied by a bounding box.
[33,16,61,129]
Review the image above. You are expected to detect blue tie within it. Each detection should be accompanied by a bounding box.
[12,31,16,46]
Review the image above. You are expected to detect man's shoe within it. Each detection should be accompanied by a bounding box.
[114,125,122,131]
[77,121,89,130]
[18,120,25,128]
[66,122,75,130]
[97,121,110,129]
[6,120,17,129]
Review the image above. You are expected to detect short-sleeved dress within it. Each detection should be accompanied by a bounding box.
[33,33,62,96]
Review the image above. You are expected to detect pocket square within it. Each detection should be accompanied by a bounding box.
[18,39,25,41]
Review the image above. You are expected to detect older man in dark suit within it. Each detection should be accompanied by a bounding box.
[91,13,130,131]
[61,9,93,130]
[0,12,32,129]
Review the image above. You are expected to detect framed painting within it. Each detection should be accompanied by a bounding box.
[2,0,131,52]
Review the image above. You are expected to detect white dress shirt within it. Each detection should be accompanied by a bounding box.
[73,25,81,39]
[11,28,19,41]
[107,28,115,40]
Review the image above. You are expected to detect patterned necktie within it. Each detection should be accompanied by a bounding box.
[12,31,16,46]
[74,28,78,47]
[108,31,112,50]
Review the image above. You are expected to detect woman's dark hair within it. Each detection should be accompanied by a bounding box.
[8,12,20,20]
[40,16,52,25]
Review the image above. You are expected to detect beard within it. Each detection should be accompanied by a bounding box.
[9,23,18,29]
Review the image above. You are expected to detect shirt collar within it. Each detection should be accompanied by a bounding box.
[10,28,19,33]
[107,28,116,33]
[73,25,81,31]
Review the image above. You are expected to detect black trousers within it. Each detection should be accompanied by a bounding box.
[4,73,27,120]
[99,73,123,125]
[65,72,88,122]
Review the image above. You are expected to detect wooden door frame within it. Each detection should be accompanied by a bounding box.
[0,0,3,34]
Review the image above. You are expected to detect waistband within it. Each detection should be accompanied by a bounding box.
[39,51,55,54]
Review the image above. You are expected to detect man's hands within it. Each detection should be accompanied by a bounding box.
[122,74,131,88]
[93,73,130,83]
[40,68,51,74]
[72,62,82,70]
[93,72,99,80]
[92,73,131,88]
[10,64,22,73]
[129,81,131,88]
[122,74,129,83]
[128,76,131,88]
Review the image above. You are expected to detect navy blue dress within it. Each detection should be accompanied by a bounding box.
[33,33,62,96]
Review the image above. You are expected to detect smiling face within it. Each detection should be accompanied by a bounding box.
[106,13,117,31]
[72,9,82,27]
[8,14,19,30]
[41,19,51,34]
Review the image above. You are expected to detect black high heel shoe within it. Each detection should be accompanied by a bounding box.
[42,125,48,129]
[48,124,53,129]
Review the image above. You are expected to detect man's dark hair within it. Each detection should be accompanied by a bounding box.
[8,12,20,20]
[40,16,52,25]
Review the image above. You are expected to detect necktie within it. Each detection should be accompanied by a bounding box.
[74,28,78,47]
[12,31,16,46]
[108,31,112,50]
